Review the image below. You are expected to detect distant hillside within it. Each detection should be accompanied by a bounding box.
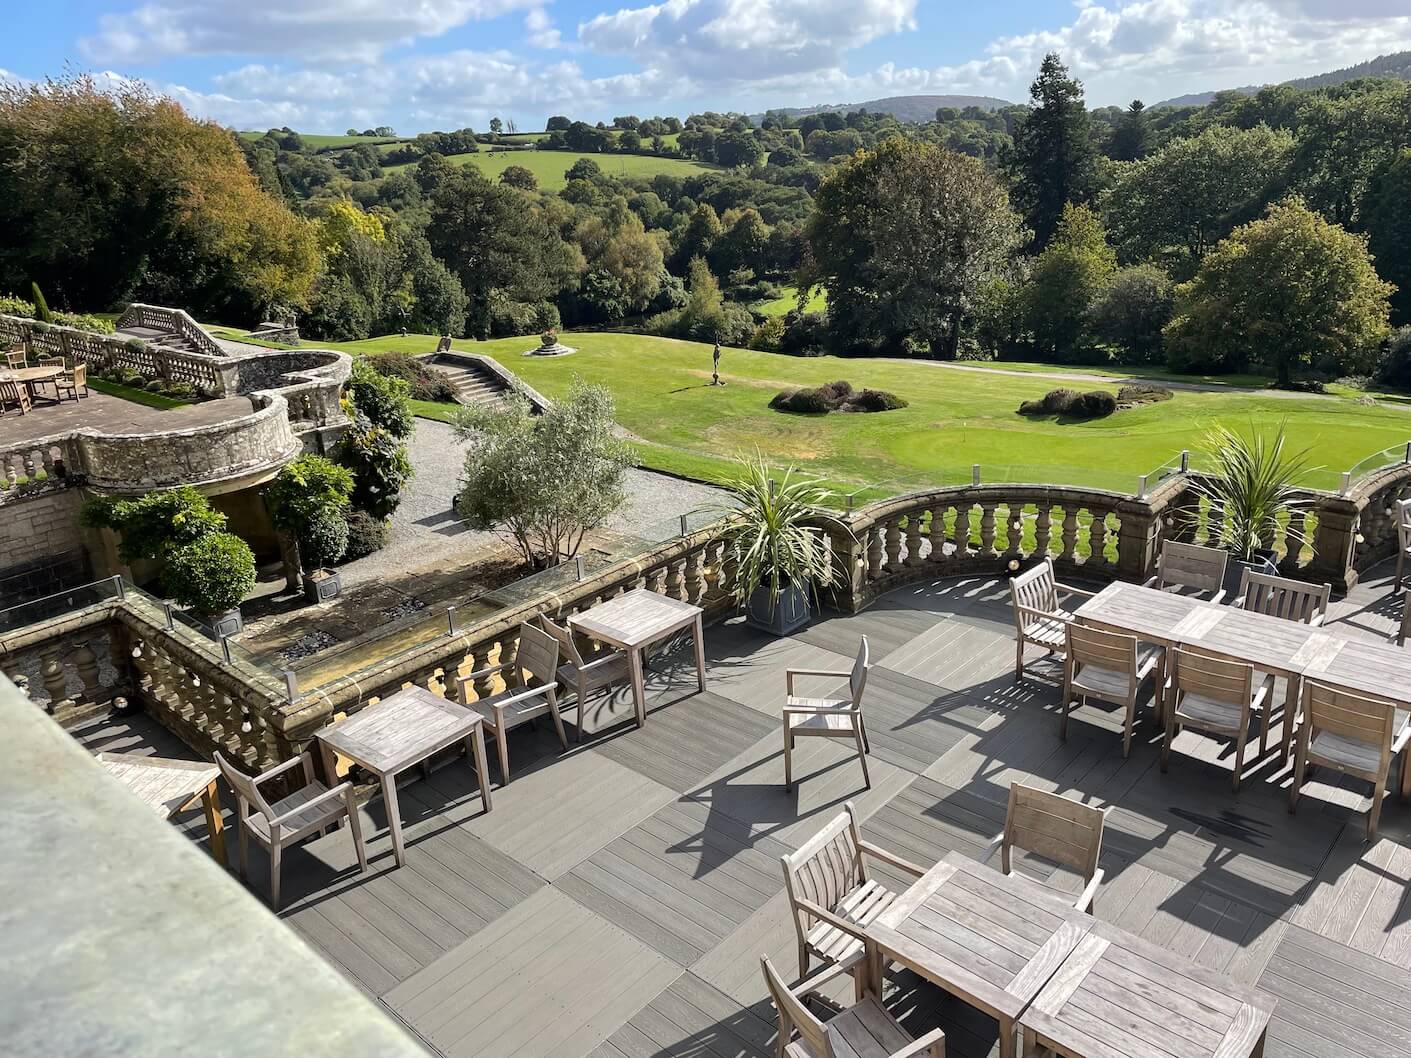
[751,94,1013,125]
[1154,49,1411,108]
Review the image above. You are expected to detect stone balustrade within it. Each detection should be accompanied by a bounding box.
[117,303,227,359]
[0,433,78,501]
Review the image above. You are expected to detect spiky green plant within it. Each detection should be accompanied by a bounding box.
[702,453,848,612]
[1191,423,1317,561]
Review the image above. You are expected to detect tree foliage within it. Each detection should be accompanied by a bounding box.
[1023,204,1117,360]
[163,532,258,615]
[1087,264,1175,363]
[264,454,354,534]
[1006,54,1100,249]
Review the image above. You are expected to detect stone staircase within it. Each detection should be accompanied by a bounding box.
[114,325,206,356]
[422,352,549,413]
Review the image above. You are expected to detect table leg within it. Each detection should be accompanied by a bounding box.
[467,726,493,812]
[1280,674,1300,764]
[381,772,406,868]
[692,615,707,693]
[629,647,647,728]
[202,780,228,868]
[864,940,884,998]
[318,740,343,830]
[998,1016,1016,1058]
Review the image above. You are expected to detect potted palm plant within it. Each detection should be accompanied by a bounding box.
[1190,424,1316,595]
[707,454,847,635]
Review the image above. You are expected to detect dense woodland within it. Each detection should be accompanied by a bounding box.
[2,57,1410,388]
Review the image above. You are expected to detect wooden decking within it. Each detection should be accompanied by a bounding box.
[73,564,1411,1058]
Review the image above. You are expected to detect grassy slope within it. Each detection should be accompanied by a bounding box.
[238,131,402,149]
[383,149,719,189]
[288,330,1411,496]
[88,377,190,409]
[754,286,828,317]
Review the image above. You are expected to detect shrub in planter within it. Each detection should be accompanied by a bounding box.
[298,506,349,569]
[163,532,257,617]
[265,455,354,536]
[81,486,226,565]
[342,508,390,560]
[1070,390,1118,418]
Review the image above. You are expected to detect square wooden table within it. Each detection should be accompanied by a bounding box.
[315,686,492,868]
[97,752,227,866]
[1020,919,1275,1058]
[865,851,1095,1058]
[569,588,706,728]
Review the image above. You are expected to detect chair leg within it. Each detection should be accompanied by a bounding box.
[269,842,283,911]
[1014,637,1025,681]
[1232,729,1248,794]
[1369,778,1386,840]
[854,729,871,790]
[1122,700,1135,759]
[238,823,249,879]
[1288,744,1308,815]
[858,715,871,754]
[547,696,569,750]
[1160,715,1174,773]
[783,726,793,791]
[1399,550,1406,592]
[1059,676,1073,742]
[494,725,511,783]
[798,940,810,981]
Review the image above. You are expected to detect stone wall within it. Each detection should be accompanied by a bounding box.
[0,491,92,603]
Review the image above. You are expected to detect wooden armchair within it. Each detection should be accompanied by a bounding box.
[1396,499,1411,592]
[1143,540,1227,601]
[1061,622,1162,758]
[456,622,566,782]
[1161,648,1273,791]
[4,348,25,369]
[54,362,87,401]
[761,955,945,1058]
[1008,558,1096,680]
[0,379,31,416]
[539,614,629,740]
[1232,570,1330,626]
[983,783,1106,913]
[781,801,927,988]
[216,751,368,910]
[784,637,871,791]
[1289,680,1411,839]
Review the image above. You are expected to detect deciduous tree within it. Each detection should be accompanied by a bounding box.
[1023,204,1117,360]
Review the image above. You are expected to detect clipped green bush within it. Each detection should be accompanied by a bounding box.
[769,379,905,415]
[850,389,909,412]
[769,387,832,414]
[360,353,453,407]
[1071,390,1118,418]
[264,454,354,534]
[81,486,226,565]
[163,532,256,616]
[342,509,390,560]
[1018,388,1081,415]
[298,507,349,570]
[1116,382,1173,405]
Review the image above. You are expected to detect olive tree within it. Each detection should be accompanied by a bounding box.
[453,381,633,569]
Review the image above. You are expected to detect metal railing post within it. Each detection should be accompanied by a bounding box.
[1339,471,1352,497]
[220,635,233,665]
[1137,475,1149,500]
[679,514,689,537]
[1180,450,1190,474]
[282,669,298,704]
[163,601,175,631]
[971,465,981,486]
[574,555,586,580]
[111,574,125,600]
[1403,440,1410,464]
[446,605,458,636]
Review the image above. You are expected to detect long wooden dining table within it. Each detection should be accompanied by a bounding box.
[1075,581,1411,768]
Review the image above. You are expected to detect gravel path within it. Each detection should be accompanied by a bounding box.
[339,418,727,588]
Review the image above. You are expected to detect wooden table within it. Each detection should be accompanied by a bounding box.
[1076,582,1411,761]
[1020,919,1275,1058]
[0,365,62,400]
[865,851,1095,1058]
[97,752,227,866]
[569,588,706,728]
[314,686,492,868]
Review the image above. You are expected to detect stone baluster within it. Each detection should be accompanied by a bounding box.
[5,455,17,487]
[1034,504,1052,559]
[1061,507,1079,560]
[37,644,70,713]
[648,566,668,594]
[1088,508,1108,566]
[979,503,997,558]
[195,673,223,744]
[469,643,497,701]
[953,505,972,560]
[72,640,102,704]
[686,546,708,602]
[905,515,924,567]
[866,525,884,580]
[214,688,242,756]
[23,449,38,482]
[884,519,903,571]
[668,559,688,601]
[1002,504,1024,559]
[927,505,948,563]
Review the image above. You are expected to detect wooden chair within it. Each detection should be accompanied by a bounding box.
[456,622,566,782]
[54,362,87,401]
[215,751,368,910]
[784,636,871,791]
[4,348,25,369]
[1161,648,1274,791]
[982,783,1106,913]
[0,379,31,416]
[1008,558,1096,680]
[1397,591,1410,648]
[761,955,946,1058]
[1233,570,1330,626]
[1061,622,1162,758]
[1289,680,1411,839]
[1396,499,1411,592]
[539,614,629,740]
[1143,540,1228,601]
[781,801,926,989]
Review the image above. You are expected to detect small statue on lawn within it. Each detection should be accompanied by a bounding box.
[711,341,724,386]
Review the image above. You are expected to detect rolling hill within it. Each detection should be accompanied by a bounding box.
[1155,49,1411,108]
[750,94,1013,124]
[382,148,718,189]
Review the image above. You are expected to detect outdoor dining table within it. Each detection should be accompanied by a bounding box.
[0,365,62,400]
[315,685,492,869]
[1019,919,1275,1058]
[568,587,706,728]
[1076,580,1411,764]
[863,850,1096,1058]
[97,751,227,866]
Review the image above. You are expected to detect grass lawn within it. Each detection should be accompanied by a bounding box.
[88,377,191,409]
[238,131,401,149]
[754,286,828,317]
[293,330,1411,497]
[383,149,719,189]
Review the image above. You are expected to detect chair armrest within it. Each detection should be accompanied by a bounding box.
[269,782,353,828]
[461,662,512,683]
[794,897,870,944]
[1208,588,1227,605]
[792,958,857,998]
[1136,653,1162,680]
[254,752,310,787]
[1309,613,1326,627]
[1074,868,1104,914]
[1142,575,1158,589]
[784,705,858,717]
[485,684,557,712]
[1015,604,1069,623]
[786,668,851,694]
[978,831,1004,868]
[1230,597,1247,610]
[884,1028,946,1058]
[1056,582,1097,599]
[858,839,927,878]
[578,651,626,674]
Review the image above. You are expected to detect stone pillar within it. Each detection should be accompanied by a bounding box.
[1306,499,1360,592]
[821,522,867,613]
[1115,497,1162,584]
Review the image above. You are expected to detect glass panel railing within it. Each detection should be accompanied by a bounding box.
[0,576,125,634]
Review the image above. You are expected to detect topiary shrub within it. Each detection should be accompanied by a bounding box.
[265,455,354,535]
[769,387,833,414]
[298,506,349,570]
[848,389,909,412]
[1116,382,1173,405]
[144,378,167,393]
[81,486,227,565]
[1018,388,1080,415]
[342,509,390,560]
[1070,390,1118,418]
[163,532,256,616]
[769,380,905,415]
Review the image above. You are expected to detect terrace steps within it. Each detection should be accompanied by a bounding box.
[426,354,514,410]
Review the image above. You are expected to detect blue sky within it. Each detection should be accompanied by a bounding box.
[5,1,1410,133]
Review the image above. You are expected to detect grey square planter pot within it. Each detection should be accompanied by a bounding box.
[302,569,343,604]
[205,608,244,639]
[745,583,812,636]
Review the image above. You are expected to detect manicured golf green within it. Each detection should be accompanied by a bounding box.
[754,286,828,317]
[300,330,1411,497]
[382,149,719,189]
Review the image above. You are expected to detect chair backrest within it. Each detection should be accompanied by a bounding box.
[538,615,586,669]
[5,350,24,368]
[71,362,86,386]
[1154,541,1227,596]
[1236,570,1330,625]
[0,379,29,409]
[782,803,866,940]
[38,355,63,368]
[513,622,560,688]
[760,956,828,1058]
[1002,783,1105,883]
[215,751,274,819]
[1170,647,1255,711]
[1303,680,1397,773]
[1398,499,1411,550]
[848,636,870,705]
[1010,558,1059,632]
[1066,622,1138,684]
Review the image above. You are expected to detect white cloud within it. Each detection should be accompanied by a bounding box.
[81,0,542,65]
[525,8,564,49]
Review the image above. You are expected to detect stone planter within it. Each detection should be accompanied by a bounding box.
[1223,549,1278,598]
[205,608,244,639]
[302,568,343,604]
[745,583,811,636]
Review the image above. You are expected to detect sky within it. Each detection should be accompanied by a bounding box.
[3,1,1410,133]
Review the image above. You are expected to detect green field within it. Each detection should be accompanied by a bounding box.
[277,330,1411,497]
[383,149,719,189]
[239,131,401,149]
[755,286,828,317]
